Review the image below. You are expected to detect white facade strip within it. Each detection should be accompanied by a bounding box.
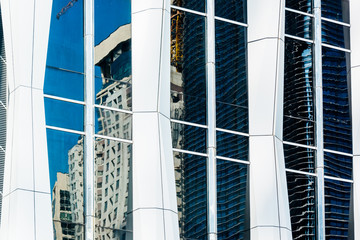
[94,104,132,114]
[285,168,317,177]
[172,148,208,157]
[321,17,351,27]
[215,127,250,137]
[214,16,248,27]
[46,65,84,75]
[84,0,95,239]
[322,43,351,53]
[284,7,314,17]
[170,5,207,16]
[285,34,314,44]
[93,134,133,144]
[283,140,317,150]
[216,156,249,165]
[170,118,208,129]
[43,94,86,105]
[323,175,354,183]
[45,125,85,135]
[323,148,353,157]
[0,100,6,109]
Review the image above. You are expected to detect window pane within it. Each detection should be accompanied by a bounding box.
[171,0,205,13]
[324,152,352,180]
[44,67,84,101]
[322,20,350,49]
[217,131,248,161]
[325,179,352,239]
[44,98,84,131]
[171,122,206,153]
[94,138,132,239]
[322,47,352,154]
[286,0,312,14]
[283,38,314,146]
[171,9,206,125]
[47,0,83,73]
[321,0,349,23]
[286,172,316,240]
[174,152,207,240]
[285,11,312,40]
[284,144,315,173]
[215,0,246,23]
[217,160,249,240]
[215,21,248,133]
[46,129,84,239]
[95,107,132,140]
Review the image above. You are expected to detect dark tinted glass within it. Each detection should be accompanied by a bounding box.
[217,131,248,161]
[171,0,205,13]
[284,144,315,173]
[94,0,131,111]
[286,172,316,240]
[95,107,132,140]
[285,11,312,40]
[44,98,84,131]
[44,67,84,101]
[321,0,349,23]
[171,10,206,125]
[322,21,350,49]
[174,152,207,240]
[217,160,249,240]
[47,129,84,239]
[94,138,132,239]
[215,21,247,133]
[47,0,83,72]
[171,122,206,153]
[283,38,314,146]
[286,0,312,13]
[215,0,247,23]
[324,152,352,180]
[325,179,352,239]
[322,47,352,154]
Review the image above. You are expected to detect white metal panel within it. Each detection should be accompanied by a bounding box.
[250,226,280,240]
[247,0,282,42]
[133,209,165,240]
[248,39,278,136]
[350,0,360,67]
[34,193,53,240]
[351,67,360,156]
[132,8,162,113]
[273,39,284,139]
[132,0,166,14]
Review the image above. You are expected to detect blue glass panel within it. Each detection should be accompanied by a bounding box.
[44,67,84,101]
[94,138,132,238]
[283,38,314,146]
[171,0,205,13]
[322,21,350,49]
[322,0,349,23]
[44,98,84,131]
[286,172,316,240]
[286,0,312,13]
[215,0,246,23]
[171,10,206,125]
[94,0,131,111]
[95,107,132,140]
[47,0,83,73]
[215,21,247,133]
[174,152,207,240]
[171,122,206,153]
[324,152,352,180]
[217,160,249,240]
[325,179,352,240]
[47,129,84,233]
[285,11,312,40]
[284,144,315,173]
[322,47,352,154]
[217,131,248,161]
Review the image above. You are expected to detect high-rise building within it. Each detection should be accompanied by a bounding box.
[0,0,359,240]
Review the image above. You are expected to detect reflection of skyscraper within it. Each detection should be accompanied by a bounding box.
[52,172,75,240]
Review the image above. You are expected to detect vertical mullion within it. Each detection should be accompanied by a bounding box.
[206,0,217,239]
[313,0,325,239]
[84,0,95,239]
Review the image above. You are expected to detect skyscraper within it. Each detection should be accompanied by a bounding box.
[0,0,360,240]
